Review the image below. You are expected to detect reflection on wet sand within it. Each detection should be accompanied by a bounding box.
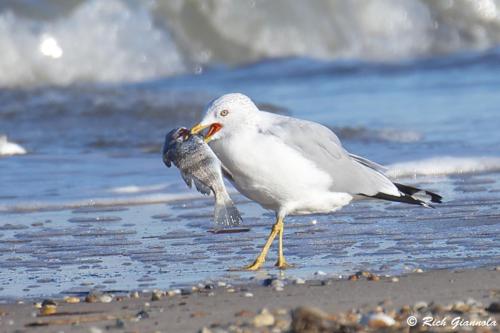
[1,173,499,299]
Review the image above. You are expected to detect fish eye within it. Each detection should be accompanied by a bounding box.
[220,109,229,117]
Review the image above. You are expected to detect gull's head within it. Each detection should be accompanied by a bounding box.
[190,93,258,142]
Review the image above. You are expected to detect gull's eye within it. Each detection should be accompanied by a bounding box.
[220,109,229,117]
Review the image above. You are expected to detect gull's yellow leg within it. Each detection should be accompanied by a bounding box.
[275,221,292,269]
[243,215,284,271]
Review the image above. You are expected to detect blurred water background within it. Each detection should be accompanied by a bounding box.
[0,0,500,298]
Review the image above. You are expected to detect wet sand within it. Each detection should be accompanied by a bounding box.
[1,165,500,332]
[0,268,498,332]
[1,171,500,299]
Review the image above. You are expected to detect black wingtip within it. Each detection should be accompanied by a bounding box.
[394,183,442,204]
[360,183,442,208]
[365,192,430,207]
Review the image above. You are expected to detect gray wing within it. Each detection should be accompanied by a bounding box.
[261,113,399,197]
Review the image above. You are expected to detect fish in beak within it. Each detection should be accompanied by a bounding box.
[190,123,223,143]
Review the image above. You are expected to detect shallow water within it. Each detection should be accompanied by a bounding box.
[0,171,499,299]
[2,1,500,300]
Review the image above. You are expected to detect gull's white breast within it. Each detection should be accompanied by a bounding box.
[209,129,352,215]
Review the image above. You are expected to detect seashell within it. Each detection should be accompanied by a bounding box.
[98,294,113,303]
[365,313,396,328]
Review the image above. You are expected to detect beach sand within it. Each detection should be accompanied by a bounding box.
[0,267,498,332]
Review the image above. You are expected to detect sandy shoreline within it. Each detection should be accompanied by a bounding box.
[0,267,498,332]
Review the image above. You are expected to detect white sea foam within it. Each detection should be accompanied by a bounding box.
[0,0,184,87]
[0,192,200,214]
[1,0,500,86]
[0,135,26,156]
[387,156,500,178]
[109,184,168,194]
[156,0,500,64]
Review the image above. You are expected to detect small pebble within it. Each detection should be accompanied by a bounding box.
[235,310,255,317]
[181,288,192,296]
[64,296,80,304]
[451,301,470,313]
[167,289,181,296]
[151,290,163,301]
[40,300,57,316]
[357,271,371,278]
[136,310,149,319]
[414,268,424,273]
[110,318,125,329]
[271,279,285,291]
[414,301,428,310]
[293,278,306,285]
[130,291,140,299]
[40,305,57,316]
[190,311,208,318]
[486,302,500,313]
[244,292,254,298]
[390,277,399,282]
[226,288,235,293]
[431,304,447,313]
[89,327,103,333]
[366,313,395,328]
[400,305,412,315]
[98,294,113,303]
[466,297,481,306]
[253,308,275,327]
[314,270,326,276]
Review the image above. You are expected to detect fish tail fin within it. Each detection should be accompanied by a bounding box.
[214,192,242,226]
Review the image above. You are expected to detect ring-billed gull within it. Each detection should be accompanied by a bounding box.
[191,93,441,270]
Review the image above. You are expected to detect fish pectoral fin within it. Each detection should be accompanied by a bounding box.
[193,179,212,196]
[180,172,193,188]
[181,172,211,196]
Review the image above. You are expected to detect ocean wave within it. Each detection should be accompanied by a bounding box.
[387,156,500,178]
[2,0,500,86]
[156,0,500,64]
[0,135,26,156]
[0,0,184,87]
